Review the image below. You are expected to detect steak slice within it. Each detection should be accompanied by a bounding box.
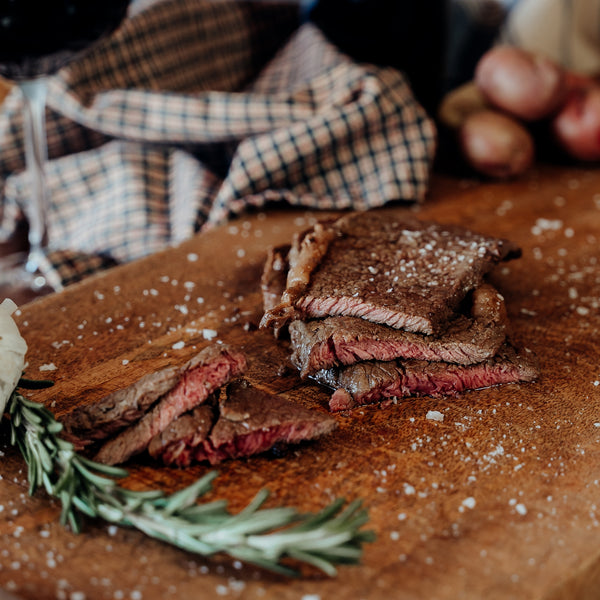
[93,345,247,465]
[63,363,185,447]
[149,379,337,467]
[290,283,508,377]
[260,212,520,335]
[312,343,538,412]
[147,404,216,467]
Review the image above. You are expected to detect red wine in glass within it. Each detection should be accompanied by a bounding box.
[0,0,131,302]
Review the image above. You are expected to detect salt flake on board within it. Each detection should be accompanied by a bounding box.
[426,410,444,422]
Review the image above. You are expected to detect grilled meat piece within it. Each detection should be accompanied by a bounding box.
[313,343,538,412]
[148,379,337,467]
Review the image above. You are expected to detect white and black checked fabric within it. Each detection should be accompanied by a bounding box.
[0,0,436,287]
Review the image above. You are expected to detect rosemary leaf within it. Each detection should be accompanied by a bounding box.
[161,473,217,516]
[3,388,374,575]
[286,548,338,577]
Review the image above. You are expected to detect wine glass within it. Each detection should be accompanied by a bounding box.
[0,0,131,303]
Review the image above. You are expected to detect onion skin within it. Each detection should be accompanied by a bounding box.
[475,45,567,121]
[552,86,600,162]
[0,298,28,419]
[459,110,534,178]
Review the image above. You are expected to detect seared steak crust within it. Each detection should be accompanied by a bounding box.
[261,212,520,335]
[63,366,183,445]
[149,379,337,467]
[290,283,508,377]
[313,343,538,412]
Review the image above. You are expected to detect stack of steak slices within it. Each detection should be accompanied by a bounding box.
[260,211,538,412]
[61,344,336,466]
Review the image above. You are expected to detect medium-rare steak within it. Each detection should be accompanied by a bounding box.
[148,379,337,467]
[290,283,508,377]
[147,404,216,467]
[313,343,538,412]
[260,212,520,335]
[89,345,247,465]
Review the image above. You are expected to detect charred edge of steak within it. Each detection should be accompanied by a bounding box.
[260,244,292,338]
[149,379,337,467]
[289,283,508,377]
[260,211,521,335]
[93,346,247,466]
[259,221,339,330]
[261,244,291,313]
[312,343,538,412]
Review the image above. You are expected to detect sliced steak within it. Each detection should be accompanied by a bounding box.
[261,212,520,335]
[149,379,337,467]
[290,283,508,377]
[147,404,216,467]
[93,345,247,465]
[313,343,538,412]
[63,364,184,446]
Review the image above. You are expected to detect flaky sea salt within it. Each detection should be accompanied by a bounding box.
[531,218,563,236]
[39,363,57,372]
[172,341,185,350]
[515,503,528,516]
[462,497,476,510]
[403,483,416,495]
[426,410,444,422]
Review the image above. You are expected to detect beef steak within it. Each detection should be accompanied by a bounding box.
[149,379,337,467]
[313,343,539,412]
[260,212,520,335]
[89,345,247,465]
[63,363,185,447]
[147,404,216,467]
[289,283,508,377]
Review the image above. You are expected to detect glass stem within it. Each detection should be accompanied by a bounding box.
[19,78,49,276]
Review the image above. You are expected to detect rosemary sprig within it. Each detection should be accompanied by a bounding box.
[4,386,374,576]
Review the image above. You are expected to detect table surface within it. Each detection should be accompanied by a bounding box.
[1,165,600,600]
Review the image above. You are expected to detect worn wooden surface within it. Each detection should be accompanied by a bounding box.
[1,165,600,600]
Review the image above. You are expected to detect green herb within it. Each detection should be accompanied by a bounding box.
[4,385,374,576]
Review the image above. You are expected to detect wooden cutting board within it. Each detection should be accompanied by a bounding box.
[1,165,600,600]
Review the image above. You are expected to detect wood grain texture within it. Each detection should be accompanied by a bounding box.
[1,165,600,600]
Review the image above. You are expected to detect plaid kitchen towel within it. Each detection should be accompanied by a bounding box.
[0,0,436,288]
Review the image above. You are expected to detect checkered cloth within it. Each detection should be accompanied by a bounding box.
[0,0,436,289]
